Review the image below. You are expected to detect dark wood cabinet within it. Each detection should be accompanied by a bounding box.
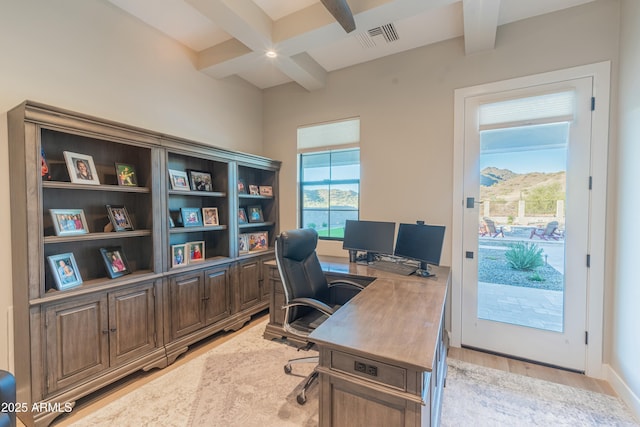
[8,101,279,427]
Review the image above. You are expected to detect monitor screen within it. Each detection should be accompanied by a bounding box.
[342,220,396,255]
[394,223,446,267]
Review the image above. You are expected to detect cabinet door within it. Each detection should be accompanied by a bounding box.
[45,294,109,395]
[169,272,206,339]
[260,256,274,301]
[108,282,157,366]
[237,259,261,311]
[204,267,231,325]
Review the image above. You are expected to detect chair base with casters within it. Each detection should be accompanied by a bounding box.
[275,228,364,406]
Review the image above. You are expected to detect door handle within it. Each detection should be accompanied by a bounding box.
[466,197,483,208]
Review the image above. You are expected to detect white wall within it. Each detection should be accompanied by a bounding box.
[0,0,263,371]
[263,0,620,260]
[610,0,640,415]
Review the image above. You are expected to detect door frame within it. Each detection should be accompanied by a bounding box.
[451,61,610,378]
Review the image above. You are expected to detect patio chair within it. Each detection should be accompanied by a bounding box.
[529,221,563,240]
[480,217,504,238]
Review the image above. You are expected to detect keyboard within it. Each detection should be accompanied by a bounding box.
[369,260,417,276]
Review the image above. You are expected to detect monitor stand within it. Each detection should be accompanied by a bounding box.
[416,262,435,277]
[366,252,376,264]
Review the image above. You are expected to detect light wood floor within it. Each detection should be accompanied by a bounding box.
[27,313,614,426]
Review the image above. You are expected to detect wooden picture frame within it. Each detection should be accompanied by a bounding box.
[248,185,260,195]
[188,241,205,263]
[238,208,248,224]
[181,207,203,227]
[47,253,82,290]
[249,231,268,252]
[64,151,100,185]
[259,185,273,196]
[237,178,246,194]
[50,209,89,236]
[247,205,264,223]
[202,207,219,226]
[238,234,249,254]
[168,169,190,191]
[99,246,131,278]
[187,169,213,192]
[106,205,134,231]
[171,244,188,267]
[115,163,138,186]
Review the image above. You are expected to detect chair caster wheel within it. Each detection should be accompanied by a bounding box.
[297,393,306,405]
[284,364,292,374]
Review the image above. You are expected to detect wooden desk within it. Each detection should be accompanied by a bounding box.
[264,257,449,426]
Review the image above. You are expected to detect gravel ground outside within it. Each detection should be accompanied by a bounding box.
[478,247,564,291]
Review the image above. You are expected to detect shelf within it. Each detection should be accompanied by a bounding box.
[239,194,273,200]
[169,225,228,234]
[44,230,152,244]
[29,270,161,306]
[239,222,275,229]
[168,189,226,198]
[43,181,151,193]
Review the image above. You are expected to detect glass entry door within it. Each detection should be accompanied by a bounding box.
[461,78,593,371]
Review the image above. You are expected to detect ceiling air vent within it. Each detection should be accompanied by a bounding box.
[355,23,399,49]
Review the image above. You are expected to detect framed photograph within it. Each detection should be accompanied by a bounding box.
[106,205,134,231]
[181,207,203,227]
[247,205,264,223]
[99,246,131,279]
[259,186,273,197]
[64,151,100,185]
[238,208,248,224]
[47,253,82,290]
[202,207,219,226]
[115,163,137,186]
[168,169,190,191]
[187,169,213,192]
[249,232,268,252]
[237,178,246,194]
[248,185,260,195]
[238,234,249,254]
[171,244,188,267]
[188,241,205,263]
[41,147,51,180]
[50,209,89,236]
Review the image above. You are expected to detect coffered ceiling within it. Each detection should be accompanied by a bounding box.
[107,0,596,91]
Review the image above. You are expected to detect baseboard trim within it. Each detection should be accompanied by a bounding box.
[604,363,640,422]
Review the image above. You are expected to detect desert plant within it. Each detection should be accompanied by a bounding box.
[528,271,545,282]
[504,242,544,271]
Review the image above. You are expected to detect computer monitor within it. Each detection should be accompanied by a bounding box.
[394,223,446,272]
[342,220,396,262]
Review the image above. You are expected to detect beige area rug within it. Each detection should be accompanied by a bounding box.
[68,320,638,427]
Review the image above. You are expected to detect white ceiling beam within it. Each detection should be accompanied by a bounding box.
[462,0,501,54]
[277,53,327,91]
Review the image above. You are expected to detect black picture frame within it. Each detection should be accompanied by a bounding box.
[106,205,134,231]
[181,207,203,227]
[115,163,138,186]
[247,205,264,223]
[187,169,213,192]
[99,246,131,278]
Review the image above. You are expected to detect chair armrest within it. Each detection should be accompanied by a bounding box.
[327,279,365,291]
[284,297,335,317]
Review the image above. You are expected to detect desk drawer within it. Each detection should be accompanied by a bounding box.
[330,351,406,391]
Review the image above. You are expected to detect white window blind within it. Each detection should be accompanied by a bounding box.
[479,91,575,130]
[297,118,360,152]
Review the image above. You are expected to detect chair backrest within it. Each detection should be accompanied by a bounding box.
[543,221,559,235]
[483,217,497,232]
[275,229,331,317]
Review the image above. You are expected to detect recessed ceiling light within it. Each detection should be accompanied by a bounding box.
[265,50,277,58]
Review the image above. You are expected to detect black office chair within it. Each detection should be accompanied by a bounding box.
[275,228,364,405]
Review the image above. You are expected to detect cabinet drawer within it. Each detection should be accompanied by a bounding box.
[330,351,406,391]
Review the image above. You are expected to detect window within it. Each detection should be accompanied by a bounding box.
[298,118,360,240]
